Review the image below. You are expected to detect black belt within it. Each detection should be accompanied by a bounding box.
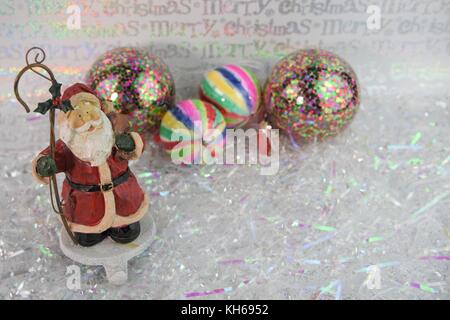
[66,169,130,192]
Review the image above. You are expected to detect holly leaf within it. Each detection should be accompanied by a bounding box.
[49,82,62,99]
[34,99,53,115]
[60,99,73,113]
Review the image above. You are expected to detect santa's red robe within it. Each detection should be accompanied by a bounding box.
[32,133,148,234]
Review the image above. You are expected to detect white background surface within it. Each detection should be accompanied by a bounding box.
[0,0,449,299]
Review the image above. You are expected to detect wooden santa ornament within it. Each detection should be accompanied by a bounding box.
[14,47,155,284]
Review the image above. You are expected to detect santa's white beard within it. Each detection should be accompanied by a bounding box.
[59,111,114,166]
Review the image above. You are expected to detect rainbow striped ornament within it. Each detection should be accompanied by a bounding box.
[199,64,261,128]
[160,99,226,164]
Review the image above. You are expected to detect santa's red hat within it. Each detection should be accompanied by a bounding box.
[62,83,105,111]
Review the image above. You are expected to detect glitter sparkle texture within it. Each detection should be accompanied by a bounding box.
[264,49,360,142]
[86,47,175,132]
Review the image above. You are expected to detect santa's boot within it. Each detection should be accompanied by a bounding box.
[75,231,108,247]
[108,222,141,244]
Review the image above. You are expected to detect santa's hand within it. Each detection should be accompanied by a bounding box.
[36,156,56,177]
[115,133,135,153]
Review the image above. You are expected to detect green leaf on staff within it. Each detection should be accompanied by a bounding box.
[34,99,53,115]
[49,82,62,99]
[60,100,73,113]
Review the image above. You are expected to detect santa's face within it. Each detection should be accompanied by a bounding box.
[67,100,102,133]
[59,96,114,166]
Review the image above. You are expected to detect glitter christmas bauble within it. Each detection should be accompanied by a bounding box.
[86,47,175,133]
[160,99,226,164]
[199,64,261,128]
[264,49,360,142]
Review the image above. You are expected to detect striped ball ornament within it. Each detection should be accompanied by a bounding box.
[160,99,226,164]
[199,64,261,128]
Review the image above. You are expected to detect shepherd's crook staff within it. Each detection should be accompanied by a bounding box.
[14,47,78,245]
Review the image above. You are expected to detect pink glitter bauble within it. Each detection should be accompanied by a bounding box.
[86,47,175,133]
[264,49,360,143]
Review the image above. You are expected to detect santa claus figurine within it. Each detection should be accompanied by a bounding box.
[31,83,149,247]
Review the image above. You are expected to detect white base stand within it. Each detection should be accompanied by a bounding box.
[59,213,156,285]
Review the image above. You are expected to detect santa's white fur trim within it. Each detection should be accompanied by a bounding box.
[67,163,148,234]
[111,193,149,228]
[67,162,115,233]
[69,92,101,109]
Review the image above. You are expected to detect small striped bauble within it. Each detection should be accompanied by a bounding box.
[160,99,226,164]
[199,64,261,128]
